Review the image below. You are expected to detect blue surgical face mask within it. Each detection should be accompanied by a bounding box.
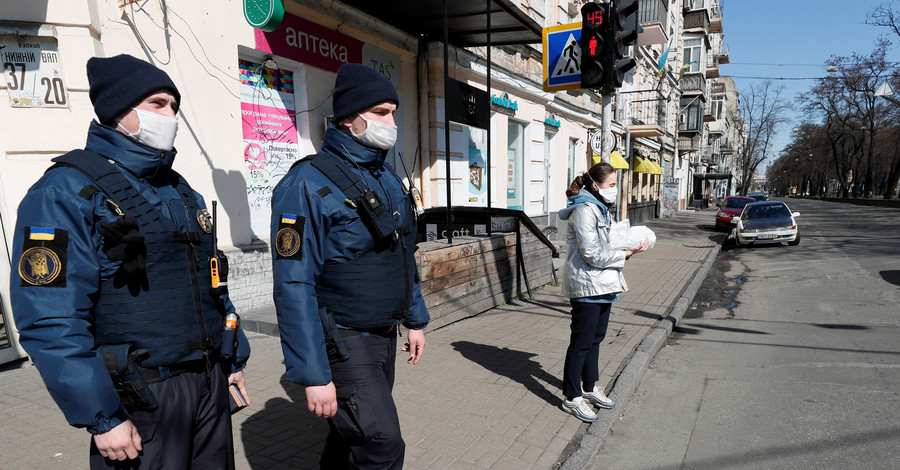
[118,108,179,151]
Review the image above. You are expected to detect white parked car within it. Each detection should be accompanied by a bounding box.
[731,201,800,246]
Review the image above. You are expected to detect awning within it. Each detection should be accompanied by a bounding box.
[633,156,653,173]
[610,150,629,169]
[647,159,664,174]
[591,151,630,170]
[338,0,543,46]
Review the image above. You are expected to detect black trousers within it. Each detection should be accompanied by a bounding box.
[89,362,233,470]
[562,301,612,400]
[321,331,404,470]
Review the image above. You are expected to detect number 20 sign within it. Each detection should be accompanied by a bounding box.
[1,35,69,108]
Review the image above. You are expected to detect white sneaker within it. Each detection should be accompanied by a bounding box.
[561,396,598,422]
[582,386,615,409]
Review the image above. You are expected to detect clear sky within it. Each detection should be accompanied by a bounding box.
[720,0,900,169]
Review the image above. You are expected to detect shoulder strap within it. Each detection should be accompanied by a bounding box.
[308,152,369,202]
[50,150,177,233]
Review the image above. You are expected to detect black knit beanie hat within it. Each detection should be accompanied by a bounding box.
[331,63,399,121]
[87,54,181,125]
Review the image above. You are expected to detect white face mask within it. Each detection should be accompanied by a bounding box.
[596,186,618,204]
[118,108,179,151]
[351,114,397,150]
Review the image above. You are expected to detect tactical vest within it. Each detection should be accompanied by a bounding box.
[304,152,418,328]
[51,150,223,368]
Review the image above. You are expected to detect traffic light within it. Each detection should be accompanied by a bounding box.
[604,0,639,90]
[580,2,607,90]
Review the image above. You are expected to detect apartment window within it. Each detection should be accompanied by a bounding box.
[711,96,724,120]
[683,38,702,74]
[680,97,702,131]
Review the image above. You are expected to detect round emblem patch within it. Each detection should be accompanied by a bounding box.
[197,209,213,234]
[276,227,301,257]
[19,246,62,286]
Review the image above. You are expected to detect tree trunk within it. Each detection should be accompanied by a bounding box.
[883,134,900,199]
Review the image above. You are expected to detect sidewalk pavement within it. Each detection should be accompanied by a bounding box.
[0,209,723,470]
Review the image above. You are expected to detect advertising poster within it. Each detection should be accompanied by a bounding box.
[468,147,487,206]
[239,58,300,236]
[663,177,680,217]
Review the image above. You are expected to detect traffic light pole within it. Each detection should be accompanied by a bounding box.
[601,92,612,165]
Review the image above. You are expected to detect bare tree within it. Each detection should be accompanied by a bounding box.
[867,1,900,38]
[833,44,894,197]
[731,81,788,195]
[776,122,832,197]
[867,3,900,197]
[800,72,864,198]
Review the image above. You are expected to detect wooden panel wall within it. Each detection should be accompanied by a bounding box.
[415,227,556,329]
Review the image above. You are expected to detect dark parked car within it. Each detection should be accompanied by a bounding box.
[715,196,756,230]
[747,191,768,202]
[731,201,800,246]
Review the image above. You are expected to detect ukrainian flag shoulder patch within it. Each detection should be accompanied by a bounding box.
[28,227,56,241]
[19,227,68,287]
[276,215,305,261]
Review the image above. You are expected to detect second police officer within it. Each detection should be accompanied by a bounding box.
[271,63,429,469]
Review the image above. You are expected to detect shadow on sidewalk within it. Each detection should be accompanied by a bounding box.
[239,376,328,469]
[451,341,562,406]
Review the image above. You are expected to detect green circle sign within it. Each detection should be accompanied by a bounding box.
[244,0,285,32]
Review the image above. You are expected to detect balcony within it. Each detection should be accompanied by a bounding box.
[625,97,667,138]
[709,1,723,33]
[683,9,709,34]
[719,43,730,64]
[706,56,720,79]
[711,81,726,95]
[637,0,669,46]
[708,118,727,134]
[681,72,706,95]
[678,136,700,153]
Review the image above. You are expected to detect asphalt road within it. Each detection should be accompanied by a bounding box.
[588,198,900,470]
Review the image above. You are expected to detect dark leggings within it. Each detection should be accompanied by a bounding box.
[562,301,612,400]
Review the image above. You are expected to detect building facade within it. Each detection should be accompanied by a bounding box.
[0,0,741,364]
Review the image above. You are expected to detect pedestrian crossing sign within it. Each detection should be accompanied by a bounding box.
[542,22,582,92]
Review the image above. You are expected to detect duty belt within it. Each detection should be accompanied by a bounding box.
[138,359,209,383]
[341,325,397,338]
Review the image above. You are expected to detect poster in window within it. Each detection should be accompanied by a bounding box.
[239,59,300,237]
[467,148,487,206]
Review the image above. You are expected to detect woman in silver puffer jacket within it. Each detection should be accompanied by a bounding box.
[556,162,649,423]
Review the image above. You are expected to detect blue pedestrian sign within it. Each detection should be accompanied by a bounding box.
[542,22,582,92]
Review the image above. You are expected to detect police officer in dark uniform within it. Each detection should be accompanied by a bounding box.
[271,63,429,469]
[10,54,251,469]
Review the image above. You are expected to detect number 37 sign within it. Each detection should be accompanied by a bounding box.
[1,35,69,108]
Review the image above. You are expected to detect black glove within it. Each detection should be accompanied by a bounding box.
[99,217,146,274]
